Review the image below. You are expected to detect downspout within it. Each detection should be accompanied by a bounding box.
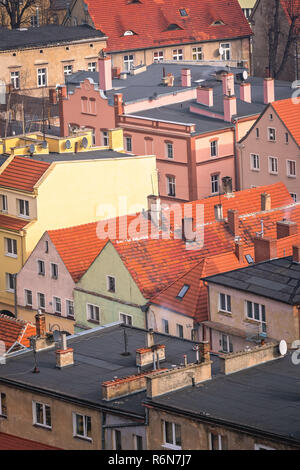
[232,119,239,191]
[101,411,106,450]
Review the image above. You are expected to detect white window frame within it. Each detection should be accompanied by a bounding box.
[18,199,29,218]
[220,42,231,60]
[209,432,223,450]
[250,153,260,171]
[37,292,46,310]
[290,193,297,202]
[102,130,109,146]
[245,300,266,333]
[166,142,174,159]
[123,54,134,71]
[176,323,184,338]
[219,293,231,313]
[72,412,92,440]
[37,68,47,87]
[37,259,45,276]
[32,401,52,429]
[268,127,276,142]
[210,140,218,157]
[268,156,278,175]
[172,49,183,61]
[119,312,132,325]
[166,175,176,197]
[64,64,73,76]
[53,296,62,314]
[1,195,8,213]
[287,160,296,178]
[107,275,116,293]
[51,263,58,279]
[221,333,233,353]
[10,71,20,90]
[5,238,17,258]
[66,299,74,317]
[211,174,219,194]
[25,289,33,307]
[88,62,96,72]
[162,318,169,334]
[0,392,7,416]
[86,303,100,322]
[153,50,164,62]
[192,46,203,60]
[6,273,15,293]
[162,421,182,450]
[125,136,132,152]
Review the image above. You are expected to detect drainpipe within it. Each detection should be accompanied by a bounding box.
[101,412,106,450]
[232,119,240,191]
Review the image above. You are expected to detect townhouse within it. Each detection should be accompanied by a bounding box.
[0,131,158,316]
[238,98,300,201]
[0,25,107,97]
[63,0,252,72]
[59,58,293,202]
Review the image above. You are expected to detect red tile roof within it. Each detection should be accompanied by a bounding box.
[272,99,300,147]
[0,156,50,192]
[0,432,60,450]
[280,0,300,28]
[0,315,36,352]
[0,214,29,231]
[84,0,252,53]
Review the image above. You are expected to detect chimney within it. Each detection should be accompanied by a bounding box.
[35,312,46,337]
[228,210,239,237]
[235,240,244,262]
[112,66,121,79]
[136,344,166,367]
[147,195,162,227]
[276,219,298,239]
[222,72,235,96]
[49,88,57,105]
[147,329,155,348]
[222,176,233,194]
[261,192,271,211]
[198,341,210,363]
[292,245,300,263]
[98,54,112,91]
[224,94,237,122]
[167,73,174,87]
[182,217,195,242]
[114,93,124,123]
[181,68,191,87]
[254,237,277,262]
[214,203,223,220]
[57,85,67,99]
[240,82,251,103]
[56,332,74,368]
[196,86,213,107]
[264,77,275,104]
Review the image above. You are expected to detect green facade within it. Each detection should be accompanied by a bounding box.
[74,242,147,331]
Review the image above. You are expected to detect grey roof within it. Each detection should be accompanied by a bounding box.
[145,352,300,444]
[203,256,300,305]
[31,149,138,163]
[0,324,201,418]
[66,63,292,136]
[0,25,106,51]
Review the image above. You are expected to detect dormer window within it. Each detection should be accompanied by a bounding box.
[176,284,190,299]
[212,20,224,25]
[167,23,182,31]
[124,30,135,36]
[179,8,188,16]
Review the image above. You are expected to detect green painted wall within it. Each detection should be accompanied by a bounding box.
[74,242,147,330]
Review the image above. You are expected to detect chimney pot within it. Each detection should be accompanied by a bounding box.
[181,68,191,87]
[222,72,235,96]
[264,77,275,104]
[98,54,112,91]
[261,193,271,211]
[196,86,213,107]
[276,220,297,239]
[254,237,277,263]
[292,245,300,263]
[35,312,46,338]
[235,241,244,262]
[224,94,237,122]
[228,209,239,237]
[55,347,74,368]
[240,82,251,103]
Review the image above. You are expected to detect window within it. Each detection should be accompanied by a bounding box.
[176,324,184,338]
[124,55,134,71]
[125,136,132,152]
[11,71,20,90]
[66,300,74,317]
[5,238,17,257]
[172,49,183,61]
[210,140,218,157]
[166,142,174,159]
[153,50,164,62]
[114,430,122,450]
[134,434,143,450]
[268,156,278,174]
[81,97,88,113]
[51,263,58,279]
[1,195,7,212]
[246,301,266,333]
[179,8,188,16]
[30,14,39,27]
[219,293,231,313]
[268,128,276,141]
[37,68,47,87]
[290,193,297,202]
[162,319,169,334]
[18,199,29,217]
[220,43,231,60]
[285,132,289,143]
[102,130,109,146]
[120,313,132,325]
[256,128,259,138]
[88,62,96,72]
[37,292,45,310]
[250,153,260,171]
[209,432,227,450]
[73,413,91,440]
[167,176,176,197]
[25,289,32,306]
[53,297,61,314]
[124,30,134,36]
[269,113,273,120]
[38,260,45,276]
[192,47,203,60]
[242,8,252,18]
[33,401,51,428]
[45,241,49,253]
[0,393,7,417]
[107,275,116,293]
[177,284,189,299]
[211,174,219,194]
[6,273,15,292]
[163,421,182,450]
[221,334,233,353]
[287,160,296,177]
[64,64,73,76]
[245,254,254,264]
[87,304,100,322]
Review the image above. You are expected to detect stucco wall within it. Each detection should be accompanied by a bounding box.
[148,304,195,340]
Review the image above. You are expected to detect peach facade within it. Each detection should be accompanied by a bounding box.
[148,304,196,340]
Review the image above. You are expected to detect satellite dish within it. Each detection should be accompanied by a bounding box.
[65,139,71,149]
[41,141,47,149]
[81,137,88,148]
[279,339,287,356]
[242,70,248,80]
[29,144,35,154]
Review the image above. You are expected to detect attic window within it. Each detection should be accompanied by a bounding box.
[124,30,135,36]
[179,8,188,16]
[167,23,182,31]
[212,20,224,25]
[245,254,254,264]
[176,284,190,299]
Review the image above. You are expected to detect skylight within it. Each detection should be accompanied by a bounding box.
[124,30,135,36]
[245,254,254,264]
[211,20,224,25]
[179,8,188,16]
[177,284,190,299]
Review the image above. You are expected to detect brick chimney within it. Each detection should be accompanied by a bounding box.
[182,217,195,242]
[148,195,162,228]
[49,88,57,105]
[112,66,121,79]
[57,85,67,99]
[222,72,235,96]
[114,93,124,124]
[35,312,46,337]
[261,192,271,211]
[98,54,112,91]
[292,245,300,263]
[240,82,251,103]
[222,176,233,194]
[264,77,274,104]
[196,86,213,107]
[235,240,244,262]
[276,219,298,239]
[228,209,239,237]
[181,68,191,87]
[224,95,237,122]
[198,341,210,363]
[56,332,74,368]
[254,237,277,262]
